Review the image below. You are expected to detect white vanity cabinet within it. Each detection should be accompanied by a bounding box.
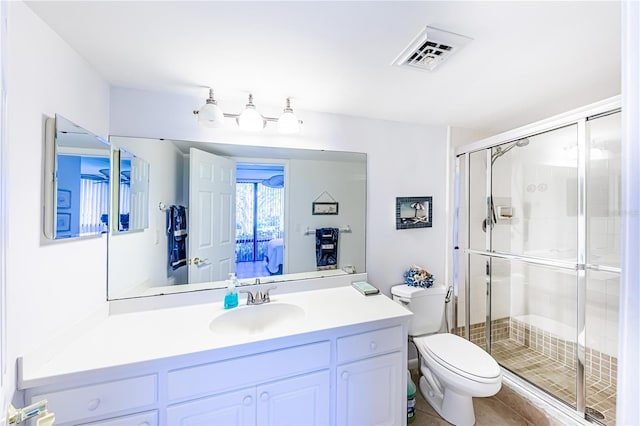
[166,341,331,426]
[80,410,158,426]
[167,370,330,426]
[20,287,411,426]
[166,387,256,426]
[335,325,405,426]
[27,375,158,426]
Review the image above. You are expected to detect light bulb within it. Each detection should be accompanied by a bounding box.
[277,98,300,134]
[196,89,224,128]
[277,111,300,134]
[237,94,265,132]
[197,102,224,128]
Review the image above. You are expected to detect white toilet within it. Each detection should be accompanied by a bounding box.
[391,284,502,426]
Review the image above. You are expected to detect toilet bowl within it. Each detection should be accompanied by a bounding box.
[391,284,502,426]
[414,333,501,425]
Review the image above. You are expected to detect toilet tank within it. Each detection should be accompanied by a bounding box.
[391,284,447,336]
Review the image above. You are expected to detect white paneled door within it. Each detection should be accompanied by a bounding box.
[188,148,236,284]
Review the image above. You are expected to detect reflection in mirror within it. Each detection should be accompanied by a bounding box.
[115,148,150,232]
[44,115,110,239]
[108,136,366,300]
[236,163,285,278]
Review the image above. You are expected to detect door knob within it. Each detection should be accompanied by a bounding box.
[190,257,208,265]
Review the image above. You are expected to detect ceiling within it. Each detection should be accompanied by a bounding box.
[26,1,621,135]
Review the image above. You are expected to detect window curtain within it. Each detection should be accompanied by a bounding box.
[79,178,109,234]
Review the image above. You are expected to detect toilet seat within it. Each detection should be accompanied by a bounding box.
[414,334,501,384]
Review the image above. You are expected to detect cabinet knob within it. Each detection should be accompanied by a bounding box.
[260,392,270,402]
[87,398,101,411]
[370,341,378,350]
[341,371,349,380]
[243,395,253,406]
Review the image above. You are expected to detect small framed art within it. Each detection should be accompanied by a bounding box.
[312,202,339,215]
[396,196,432,229]
[57,213,71,232]
[57,189,71,209]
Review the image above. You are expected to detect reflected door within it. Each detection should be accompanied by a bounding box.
[188,148,236,284]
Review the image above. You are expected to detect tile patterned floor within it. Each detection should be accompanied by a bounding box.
[491,339,616,425]
[409,370,536,426]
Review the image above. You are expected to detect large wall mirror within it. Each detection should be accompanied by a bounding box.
[108,136,367,300]
[44,115,111,240]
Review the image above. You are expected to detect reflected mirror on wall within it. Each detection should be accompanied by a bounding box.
[107,136,367,301]
[44,115,111,239]
[113,148,150,233]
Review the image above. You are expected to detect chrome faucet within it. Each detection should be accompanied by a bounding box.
[240,286,277,305]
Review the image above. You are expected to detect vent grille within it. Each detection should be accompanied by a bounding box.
[393,26,472,72]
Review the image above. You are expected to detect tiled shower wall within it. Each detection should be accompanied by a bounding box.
[456,317,618,388]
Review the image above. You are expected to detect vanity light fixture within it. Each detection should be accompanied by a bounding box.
[193,89,302,134]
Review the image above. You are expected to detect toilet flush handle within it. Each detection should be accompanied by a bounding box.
[397,297,410,305]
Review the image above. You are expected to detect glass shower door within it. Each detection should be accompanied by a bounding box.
[584,111,621,424]
[488,124,580,410]
[454,103,621,425]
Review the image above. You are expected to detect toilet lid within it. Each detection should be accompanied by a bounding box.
[416,334,501,381]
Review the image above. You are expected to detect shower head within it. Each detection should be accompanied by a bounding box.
[491,138,530,164]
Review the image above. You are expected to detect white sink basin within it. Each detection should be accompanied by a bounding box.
[210,303,305,335]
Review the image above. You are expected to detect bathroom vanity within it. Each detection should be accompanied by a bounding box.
[18,286,411,426]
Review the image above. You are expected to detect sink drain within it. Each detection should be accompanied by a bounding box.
[586,407,605,421]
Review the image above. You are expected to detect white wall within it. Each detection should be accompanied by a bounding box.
[110,87,449,296]
[617,2,640,422]
[5,2,110,405]
[0,0,7,413]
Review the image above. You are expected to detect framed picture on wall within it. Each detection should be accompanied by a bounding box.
[57,213,71,232]
[396,196,432,229]
[312,202,339,215]
[57,189,71,209]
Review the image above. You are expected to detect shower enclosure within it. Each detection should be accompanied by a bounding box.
[453,99,620,425]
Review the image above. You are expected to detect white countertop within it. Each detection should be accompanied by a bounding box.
[20,286,411,388]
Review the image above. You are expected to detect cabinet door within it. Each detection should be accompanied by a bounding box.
[256,370,330,426]
[336,352,403,426]
[79,410,158,426]
[166,387,255,426]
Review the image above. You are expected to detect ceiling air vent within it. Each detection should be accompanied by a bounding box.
[392,26,473,72]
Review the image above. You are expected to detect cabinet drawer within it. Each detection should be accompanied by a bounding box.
[31,375,157,424]
[79,410,158,426]
[337,325,403,364]
[168,341,330,401]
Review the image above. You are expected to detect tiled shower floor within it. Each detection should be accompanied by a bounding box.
[492,339,617,425]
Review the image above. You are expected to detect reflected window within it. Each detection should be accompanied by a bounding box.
[235,163,285,278]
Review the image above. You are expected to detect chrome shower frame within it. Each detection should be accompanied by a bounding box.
[452,96,621,423]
